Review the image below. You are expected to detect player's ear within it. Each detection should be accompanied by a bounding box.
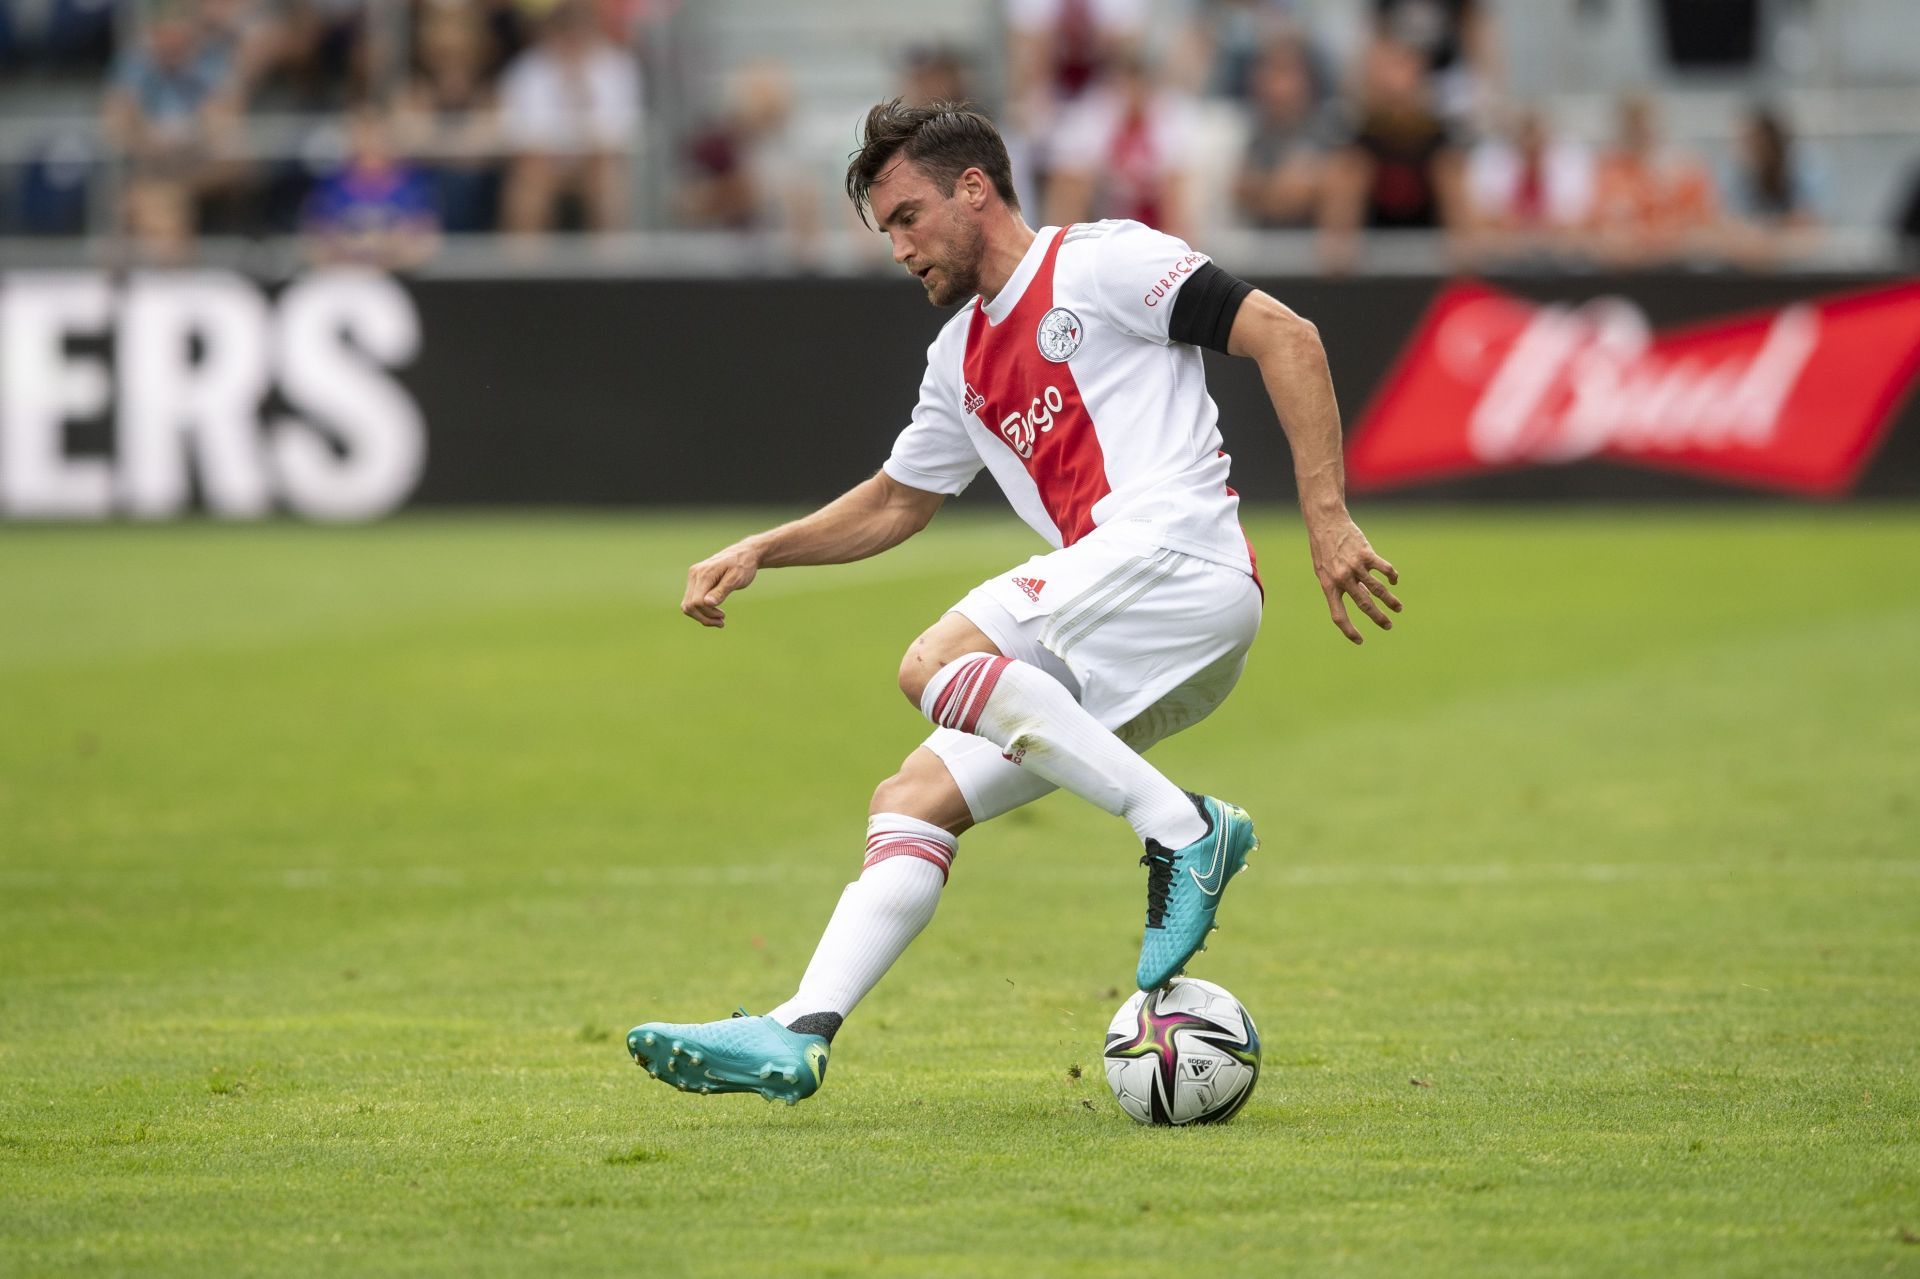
[958,167,988,210]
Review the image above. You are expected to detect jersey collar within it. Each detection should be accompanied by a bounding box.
[979,226,1061,327]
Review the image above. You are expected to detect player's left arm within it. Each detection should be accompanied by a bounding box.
[1096,227,1400,643]
[1221,287,1401,644]
[1159,257,1400,644]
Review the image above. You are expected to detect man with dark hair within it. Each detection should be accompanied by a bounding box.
[629,100,1400,1105]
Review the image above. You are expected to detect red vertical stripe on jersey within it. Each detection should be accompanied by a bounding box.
[962,227,1112,545]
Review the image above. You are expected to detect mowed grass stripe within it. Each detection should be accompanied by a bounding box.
[6,856,1917,894]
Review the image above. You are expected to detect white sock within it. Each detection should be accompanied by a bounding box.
[919,653,1206,848]
[766,813,954,1027]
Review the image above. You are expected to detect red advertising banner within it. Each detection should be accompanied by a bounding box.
[1346,279,1920,496]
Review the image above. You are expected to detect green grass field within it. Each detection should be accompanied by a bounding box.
[2,508,1917,1277]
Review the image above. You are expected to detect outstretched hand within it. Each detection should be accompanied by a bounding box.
[682,542,761,628]
[1307,513,1401,645]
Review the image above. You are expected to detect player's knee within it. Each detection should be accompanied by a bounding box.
[870,770,915,816]
[897,636,948,707]
[896,648,927,706]
[900,611,1008,709]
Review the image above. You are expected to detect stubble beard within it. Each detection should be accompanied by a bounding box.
[923,219,986,308]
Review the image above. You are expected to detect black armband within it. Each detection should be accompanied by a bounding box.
[1167,261,1254,354]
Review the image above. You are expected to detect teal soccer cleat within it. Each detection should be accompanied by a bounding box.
[1135,795,1258,991]
[627,1012,829,1105]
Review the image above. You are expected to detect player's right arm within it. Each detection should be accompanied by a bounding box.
[681,472,943,628]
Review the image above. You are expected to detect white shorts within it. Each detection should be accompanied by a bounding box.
[924,535,1263,823]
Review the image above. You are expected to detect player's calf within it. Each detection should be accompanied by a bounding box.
[869,749,975,835]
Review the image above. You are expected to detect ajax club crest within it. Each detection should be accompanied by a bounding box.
[1036,307,1083,362]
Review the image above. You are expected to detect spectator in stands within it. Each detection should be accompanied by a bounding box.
[479,0,531,64]
[102,0,245,253]
[1714,103,1823,266]
[1462,104,1593,264]
[1367,0,1498,125]
[899,43,973,110]
[497,0,640,236]
[1232,31,1326,230]
[301,102,441,268]
[1044,52,1198,241]
[590,0,679,50]
[1583,92,1716,268]
[678,61,820,261]
[1173,0,1317,104]
[397,0,504,233]
[1003,0,1148,209]
[1005,0,1146,113]
[195,0,286,106]
[1317,36,1464,273]
[277,0,369,108]
[103,2,241,158]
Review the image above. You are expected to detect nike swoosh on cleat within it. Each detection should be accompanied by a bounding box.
[1188,816,1230,896]
[804,1044,827,1085]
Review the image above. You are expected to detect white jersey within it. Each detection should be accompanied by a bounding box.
[883,220,1257,580]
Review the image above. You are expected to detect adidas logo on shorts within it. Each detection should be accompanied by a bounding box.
[1013,577,1045,601]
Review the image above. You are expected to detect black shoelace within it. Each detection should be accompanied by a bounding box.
[1139,847,1175,929]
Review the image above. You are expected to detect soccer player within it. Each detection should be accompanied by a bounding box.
[628,101,1400,1103]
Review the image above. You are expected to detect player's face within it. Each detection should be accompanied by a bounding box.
[872,160,986,308]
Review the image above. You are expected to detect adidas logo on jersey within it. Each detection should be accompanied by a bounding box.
[961,382,986,417]
[1012,577,1045,601]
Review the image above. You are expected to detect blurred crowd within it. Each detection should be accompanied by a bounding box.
[6,0,672,265]
[0,0,1907,272]
[997,0,1829,273]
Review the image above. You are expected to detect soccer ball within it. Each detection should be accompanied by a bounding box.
[1102,977,1260,1125]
